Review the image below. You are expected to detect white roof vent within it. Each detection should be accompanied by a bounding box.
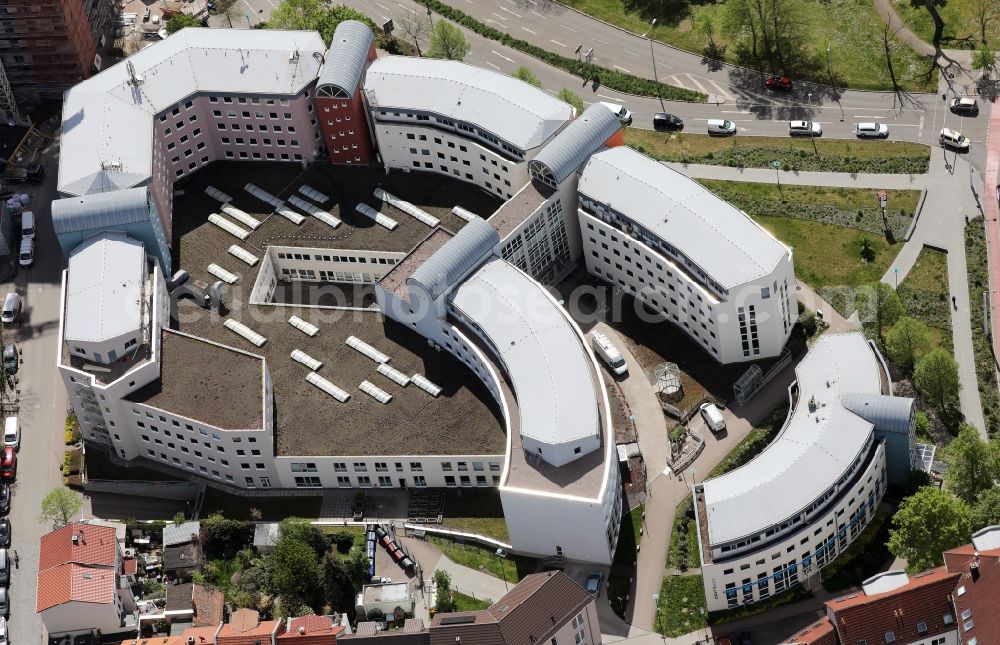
[377,363,410,387]
[228,245,260,266]
[452,206,477,223]
[244,183,283,208]
[345,335,390,363]
[223,319,266,347]
[288,316,319,337]
[291,349,322,371]
[375,188,439,227]
[205,186,233,204]
[221,204,262,230]
[288,195,340,229]
[208,213,250,240]
[298,185,330,204]
[306,372,350,402]
[359,379,392,404]
[275,204,305,225]
[355,203,398,230]
[411,373,442,397]
[207,263,238,284]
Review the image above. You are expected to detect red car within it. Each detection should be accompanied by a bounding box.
[766,75,793,91]
[0,447,15,481]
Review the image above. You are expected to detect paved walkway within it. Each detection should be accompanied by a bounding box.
[661,162,930,189]
[984,93,1000,421]
[871,0,936,57]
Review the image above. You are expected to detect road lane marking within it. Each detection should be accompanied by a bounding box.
[550,39,567,47]
[918,114,924,138]
[709,80,736,101]
[623,49,640,57]
[531,10,546,18]
[597,93,619,100]
[666,74,688,89]
[375,1,390,11]
[721,110,750,114]
[485,19,507,29]
[596,38,609,44]
[683,73,708,94]
[491,50,515,62]
[560,24,578,32]
[500,6,522,17]
[486,62,502,70]
[614,65,632,73]
[491,12,507,21]
[522,26,537,34]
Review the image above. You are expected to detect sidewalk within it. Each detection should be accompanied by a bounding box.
[661,162,930,189]
[870,0,936,57]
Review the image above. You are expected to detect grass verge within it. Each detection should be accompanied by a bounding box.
[965,222,1000,436]
[453,591,492,611]
[897,247,952,352]
[440,489,509,542]
[423,0,705,101]
[626,129,930,174]
[890,0,1000,51]
[821,510,893,591]
[558,0,936,91]
[699,180,920,240]
[665,496,701,572]
[653,575,708,637]
[608,504,643,617]
[428,536,533,584]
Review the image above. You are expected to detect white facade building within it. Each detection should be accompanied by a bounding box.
[695,333,914,611]
[577,147,797,364]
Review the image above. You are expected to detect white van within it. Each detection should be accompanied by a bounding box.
[707,119,737,136]
[20,211,34,239]
[0,293,20,325]
[2,418,17,451]
[592,331,628,376]
[699,402,726,433]
[18,237,33,268]
[599,101,633,126]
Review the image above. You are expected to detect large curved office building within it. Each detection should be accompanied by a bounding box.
[55,22,806,566]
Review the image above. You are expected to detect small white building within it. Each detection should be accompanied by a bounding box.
[355,582,414,619]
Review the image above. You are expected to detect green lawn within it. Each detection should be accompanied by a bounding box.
[653,575,708,637]
[821,510,894,591]
[896,247,952,352]
[699,180,920,240]
[559,0,936,91]
[891,0,1000,50]
[753,216,897,298]
[608,504,643,617]
[452,591,492,611]
[626,129,930,175]
[428,536,534,584]
[439,490,509,542]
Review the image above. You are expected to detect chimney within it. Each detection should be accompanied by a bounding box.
[72,534,79,545]
[298,628,305,635]
[188,638,195,645]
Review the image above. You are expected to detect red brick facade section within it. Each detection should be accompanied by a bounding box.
[315,40,376,165]
[2,0,96,92]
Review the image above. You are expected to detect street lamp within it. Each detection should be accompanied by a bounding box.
[645,18,664,110]
[426,1,434,30]
[629,414,637,443]
[893,267,899,289]
[495,548,509,592]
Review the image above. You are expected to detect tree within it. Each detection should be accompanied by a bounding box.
[914,349,961,412]
[122,30,143,56]
[886,316,933,371]
[432,569,455,612]
[943,425,1000,504]
[200,513,253,560]
[720,0,809,72]
[399,10,430,56]
[279,517,327,557]
[694,12,717,48]
[887,486,972,571]
[172,511,187,525]
[971,487,1000,529]
[972,44,998,76]
[973,0,999,45]
[427,21,470,61]
[322,553,357,613]
[39,487,82,527]
[513,66,542,88]
[166,14,203,34]
[557,88,584,113]
[268,1,376,44]
[854,282,903,340]
[269,537,320,610]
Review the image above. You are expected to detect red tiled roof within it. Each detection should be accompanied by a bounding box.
[123,557,138,576]
[944,545,1000,642]
[277,615,342,645]
[36,563,116,612]
[826,567,960,644]
[39,523,118,572]
[178,626,219,645]
[779,618,837,645]
[218,609,282,645]
[192,584,226,627]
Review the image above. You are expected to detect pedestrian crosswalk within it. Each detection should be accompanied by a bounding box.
[664,72,745,102]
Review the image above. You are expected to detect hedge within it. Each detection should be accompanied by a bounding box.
[423,0,705,102]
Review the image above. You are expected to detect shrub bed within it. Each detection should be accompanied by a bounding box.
[965,223,1000,436]
[708,402,790,478]
[639,144,929,174]
[731,198,910,239]
[423,0,705,102]
[665,496,701,571]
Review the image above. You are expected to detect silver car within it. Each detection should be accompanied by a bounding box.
[789,120,822,137]
[855,122,889,139]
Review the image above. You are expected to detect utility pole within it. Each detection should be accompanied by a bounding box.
[645,19,664,110]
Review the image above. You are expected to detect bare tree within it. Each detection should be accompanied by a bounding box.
[122,30,143,56]
[973,0,999,45]
[881,25,923,112]
[399,10,430,57]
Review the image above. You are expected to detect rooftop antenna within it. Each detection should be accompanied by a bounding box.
[126,61,144,87]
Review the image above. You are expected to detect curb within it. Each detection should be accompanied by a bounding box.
[904,189,928,242]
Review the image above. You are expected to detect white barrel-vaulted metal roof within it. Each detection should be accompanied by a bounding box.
[408,217,499,301]
[52,188,150,234]
[529,103,621,185]
[449,258,599,449]
[317,20,374,96]
[363,56,574,152]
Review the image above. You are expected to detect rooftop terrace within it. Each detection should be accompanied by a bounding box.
[171,300,504,456]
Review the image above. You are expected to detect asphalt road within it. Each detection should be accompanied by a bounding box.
[3,134,70,645]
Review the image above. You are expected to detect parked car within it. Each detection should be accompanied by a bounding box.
[0,550,8,586]
[765,75,792,91]
[940,128,970,151]
[592,332,627,376]
[0,448,15,481]
[707,119,737,136]
[0,485,9,516]
[0,614,8,645]
[585,572,603,596]
[20,210,34,239]
[2,345,15,376]
[18,237,33,268]
[0,293,20,325]
[949,97,979,116]
[0,519,11,548]
[788,120,822,137]
[2,418,17,452]
[653,112,684,131]
[599,101,633,126]
[855,122,889,139]
[0,587,8,620]
[700,402,726,433]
